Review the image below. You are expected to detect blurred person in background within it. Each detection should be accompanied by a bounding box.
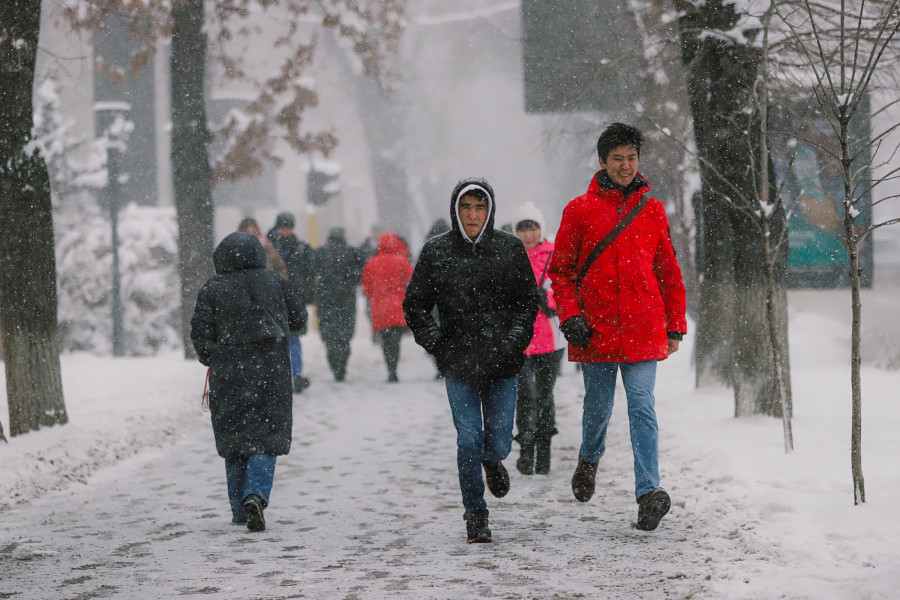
[361,232,413,383]
[267,212,315,393]
[512,201,566,476]
[314,228,364,382]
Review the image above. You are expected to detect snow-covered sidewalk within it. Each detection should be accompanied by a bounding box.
[1,304,898,599]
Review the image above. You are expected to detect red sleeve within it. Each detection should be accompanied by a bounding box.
[548,201,583,323]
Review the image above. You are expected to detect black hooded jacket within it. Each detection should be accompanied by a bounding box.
[191,232,307,364]
[190,232,307,459]
[403,177,538,382]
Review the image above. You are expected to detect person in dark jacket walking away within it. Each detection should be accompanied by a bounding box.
[191,232,307,532]
[550,123,687,532]
[267,212,315,393]
[362,232,413,383]
[512,201,566,476]
[403,178,538,543]
[314,228,364,381]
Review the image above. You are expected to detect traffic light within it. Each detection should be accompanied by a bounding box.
[307,167,340,206]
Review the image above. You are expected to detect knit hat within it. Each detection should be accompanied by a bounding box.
[514,201,546,234]
[275,212,295,228]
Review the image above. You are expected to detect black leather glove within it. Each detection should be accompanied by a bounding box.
[536,288,557,318]
[560,316,591,348]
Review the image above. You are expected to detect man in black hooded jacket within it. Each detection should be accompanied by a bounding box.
[403,177,538,543]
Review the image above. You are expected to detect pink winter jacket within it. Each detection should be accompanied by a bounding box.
[524,240,564,356]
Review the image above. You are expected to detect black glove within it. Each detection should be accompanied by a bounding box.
[536,288,557,318]
[560,316,591,348]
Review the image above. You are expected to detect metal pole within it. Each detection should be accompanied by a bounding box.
[108,144,124,357]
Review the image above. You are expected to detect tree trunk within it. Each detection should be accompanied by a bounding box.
[0,0,68,436]
[676,0,790,416]
[171,0,214,358]
[0,0,69,436]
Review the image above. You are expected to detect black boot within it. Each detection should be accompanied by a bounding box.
[482,461,510,498]
[242,494,266,532]
[516,439,535,475]
[466,513,492,543]
[636,487,671,531]
[571,455,599,503]
[534,436,552,475]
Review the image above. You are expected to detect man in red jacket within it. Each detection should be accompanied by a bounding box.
[549,123,687,532]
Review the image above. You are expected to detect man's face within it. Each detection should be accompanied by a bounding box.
[276,226,294,238]
[516,224,541,249]
[600,144,639,187]
[458,194,489,239]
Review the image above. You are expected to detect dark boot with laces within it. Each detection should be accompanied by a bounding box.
[466,513,492,543]
[482,461,510,498]
[571,455,599,503]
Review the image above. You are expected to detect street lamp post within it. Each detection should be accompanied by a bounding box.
[94,102,132,357]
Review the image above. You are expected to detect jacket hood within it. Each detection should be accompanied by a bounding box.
[378,232,407,256]
[449,177,495,244]
[214,232,266,274]
[326,227,346,245]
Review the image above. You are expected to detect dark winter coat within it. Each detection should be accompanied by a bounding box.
[191,232,307,459]
[362,233,413,332]
[314,229,364,342]
[267,228,316,306]
[550,171,687,362]
[403,177,539,382]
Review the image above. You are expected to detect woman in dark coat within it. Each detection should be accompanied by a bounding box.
[191,232,307,532]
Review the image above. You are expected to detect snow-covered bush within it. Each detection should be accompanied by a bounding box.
[55,203,180,355]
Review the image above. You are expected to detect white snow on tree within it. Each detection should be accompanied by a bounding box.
[34,72,181,355]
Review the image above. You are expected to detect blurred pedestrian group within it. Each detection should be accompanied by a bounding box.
[191,122,687,543]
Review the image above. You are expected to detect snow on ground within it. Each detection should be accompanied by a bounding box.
[1,292,899,599]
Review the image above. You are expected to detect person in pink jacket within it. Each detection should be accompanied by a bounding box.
[513,202,566,475]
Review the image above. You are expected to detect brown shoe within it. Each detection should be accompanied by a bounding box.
[571,456,598,502]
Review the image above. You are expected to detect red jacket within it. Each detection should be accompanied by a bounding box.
[362,233,413,332]
[549,171,687,362]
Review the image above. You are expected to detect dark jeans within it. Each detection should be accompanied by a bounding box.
[515,349,564,442]
[225,454,277,520]
[380,326,403,377]
[444,376,517,519]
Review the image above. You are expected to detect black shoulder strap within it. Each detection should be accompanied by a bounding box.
[538,251,553,287]
[575,195,650,291]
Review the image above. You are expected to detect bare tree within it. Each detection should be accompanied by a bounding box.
[0,0,68,436]
[774,0,900,503]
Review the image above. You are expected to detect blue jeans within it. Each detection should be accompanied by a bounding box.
[445,377,517,519]
[289,334,303,377]
[580,361,660,500]
[225,454,277,520]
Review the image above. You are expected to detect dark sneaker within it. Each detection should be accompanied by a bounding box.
[466,514,492,543]
[242,494,266,532]
[231,516,248,525]
[292,377,311,394]
[534,437,552,475]
[635,487,671,531]
[516,441,535,475]
[483,461,510,498]
[571,455,599,503]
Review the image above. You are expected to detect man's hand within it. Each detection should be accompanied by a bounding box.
[659,338,680,361]
[560,316,591,348]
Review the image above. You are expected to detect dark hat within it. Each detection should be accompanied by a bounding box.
[275,212,295,228]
